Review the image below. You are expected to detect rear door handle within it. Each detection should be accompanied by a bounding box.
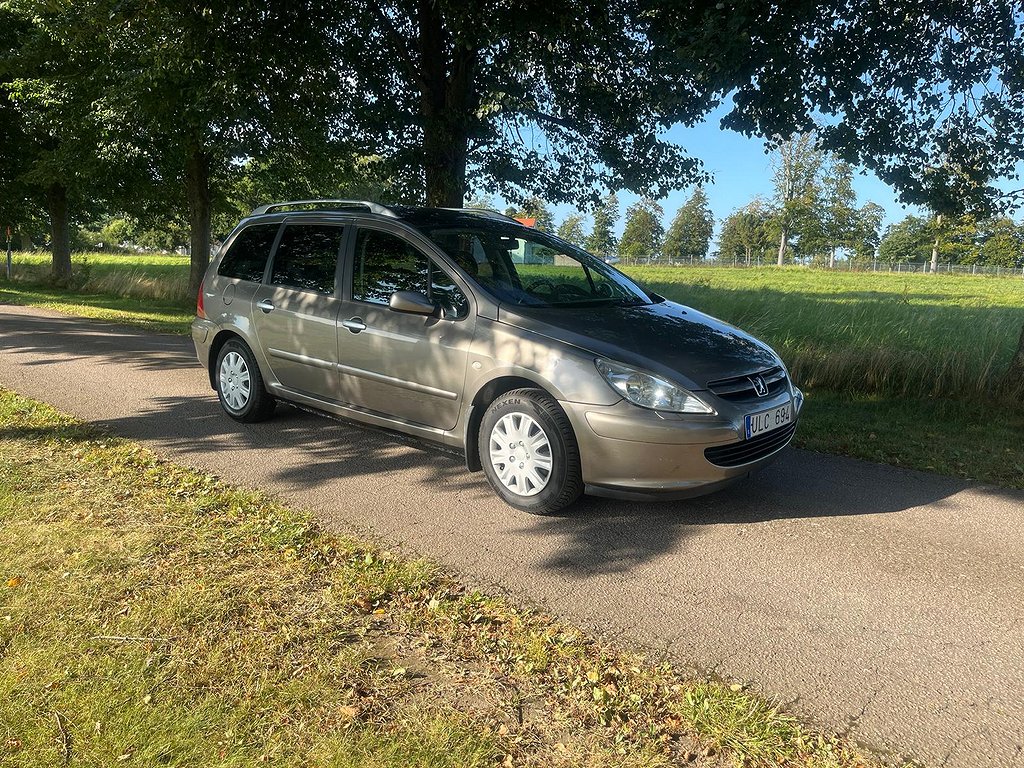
[256,299,275,313]
[342,317,366,333]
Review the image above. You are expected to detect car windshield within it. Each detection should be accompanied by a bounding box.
[421,222,656,308]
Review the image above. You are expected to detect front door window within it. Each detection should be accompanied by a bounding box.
[352,229,468,318]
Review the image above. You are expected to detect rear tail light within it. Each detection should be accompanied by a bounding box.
[197,278,206,319]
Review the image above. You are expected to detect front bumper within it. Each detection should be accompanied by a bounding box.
[560,389,803,500]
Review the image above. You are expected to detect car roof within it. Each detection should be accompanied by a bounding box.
[246,200,526,232]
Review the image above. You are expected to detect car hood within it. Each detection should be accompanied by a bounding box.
[497,300,780,389]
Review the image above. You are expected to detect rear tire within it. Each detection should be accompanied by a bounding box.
[215,339,276,423]
[479,388,583,514]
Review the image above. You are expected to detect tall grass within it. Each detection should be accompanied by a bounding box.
[9,251,192,304]
[629,267,1024,399]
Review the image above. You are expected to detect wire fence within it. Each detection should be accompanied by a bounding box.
[614,254,1024,277]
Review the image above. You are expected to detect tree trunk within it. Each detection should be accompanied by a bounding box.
[422,117,468,208]
[776,228,788,266]
[186,140,212,299]
[417,0,475,208]
[1003,322,1024,396]
[829,245,836,269]
[930,213,942,274]
[47,182,72,285]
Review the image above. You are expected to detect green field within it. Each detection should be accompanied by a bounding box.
[2,252,193,333]
[2,253,1022,487]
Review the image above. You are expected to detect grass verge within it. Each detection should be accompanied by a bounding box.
[0,283,192,335]
[0,389,874,767]
[795,391,1024,489]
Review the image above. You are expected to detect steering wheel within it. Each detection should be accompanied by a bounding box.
[554,283,590,298]
[526,278,557,296]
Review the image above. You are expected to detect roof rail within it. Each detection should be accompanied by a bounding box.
[251,200,398,217]
[443,207,522,225]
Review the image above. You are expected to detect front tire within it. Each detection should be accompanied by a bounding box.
[479,389,583,514]
[215,339,275,423]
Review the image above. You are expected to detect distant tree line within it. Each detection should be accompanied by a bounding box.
[878,216,1024,269]
[502,187,716,262]
[715,133,1024,269]
[15,136,1023,274]
[502,149,1024,270]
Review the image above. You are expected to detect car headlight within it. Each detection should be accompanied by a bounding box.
[595,358,713,414]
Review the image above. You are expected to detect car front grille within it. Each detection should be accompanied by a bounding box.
[704,422,797,468]
[706,366,789,401]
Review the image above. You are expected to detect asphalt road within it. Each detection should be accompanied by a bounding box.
[2,304,1022,768]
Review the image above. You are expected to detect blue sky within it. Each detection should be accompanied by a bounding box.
[497,101,1024,246]
[543,102,929,243]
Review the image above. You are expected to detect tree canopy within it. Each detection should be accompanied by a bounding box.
[334,0,1024,215]
[649,0,1024,216]
[3,0,1023,286]
[332,0,712,209]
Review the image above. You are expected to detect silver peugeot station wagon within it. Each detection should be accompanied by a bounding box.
[192,200,803,514]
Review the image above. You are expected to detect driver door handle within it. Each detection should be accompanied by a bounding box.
[256,299,275,313]
[342,317,367,333]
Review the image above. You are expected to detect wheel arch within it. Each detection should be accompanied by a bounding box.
[463,375,560,472]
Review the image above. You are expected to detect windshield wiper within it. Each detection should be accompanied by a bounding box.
[608,296,650,307]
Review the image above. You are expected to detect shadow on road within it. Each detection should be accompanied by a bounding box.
[0,307,196,372]
[88,390,982,579]
[518,452,979,575]
[91,395,481,497]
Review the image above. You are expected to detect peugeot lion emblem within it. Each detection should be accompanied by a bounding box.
[750,375,769,397]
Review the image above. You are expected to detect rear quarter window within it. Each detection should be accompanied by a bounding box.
[218,224,279,282]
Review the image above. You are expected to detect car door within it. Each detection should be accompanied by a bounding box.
[251,221,347,401]
[336,225,475,431]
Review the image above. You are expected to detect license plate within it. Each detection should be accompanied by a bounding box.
[745,402,793,439]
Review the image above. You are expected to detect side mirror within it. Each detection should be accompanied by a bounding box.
[389,290,437,316]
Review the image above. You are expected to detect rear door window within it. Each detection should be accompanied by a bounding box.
[270,224,345,295]
[218,224,279,282]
